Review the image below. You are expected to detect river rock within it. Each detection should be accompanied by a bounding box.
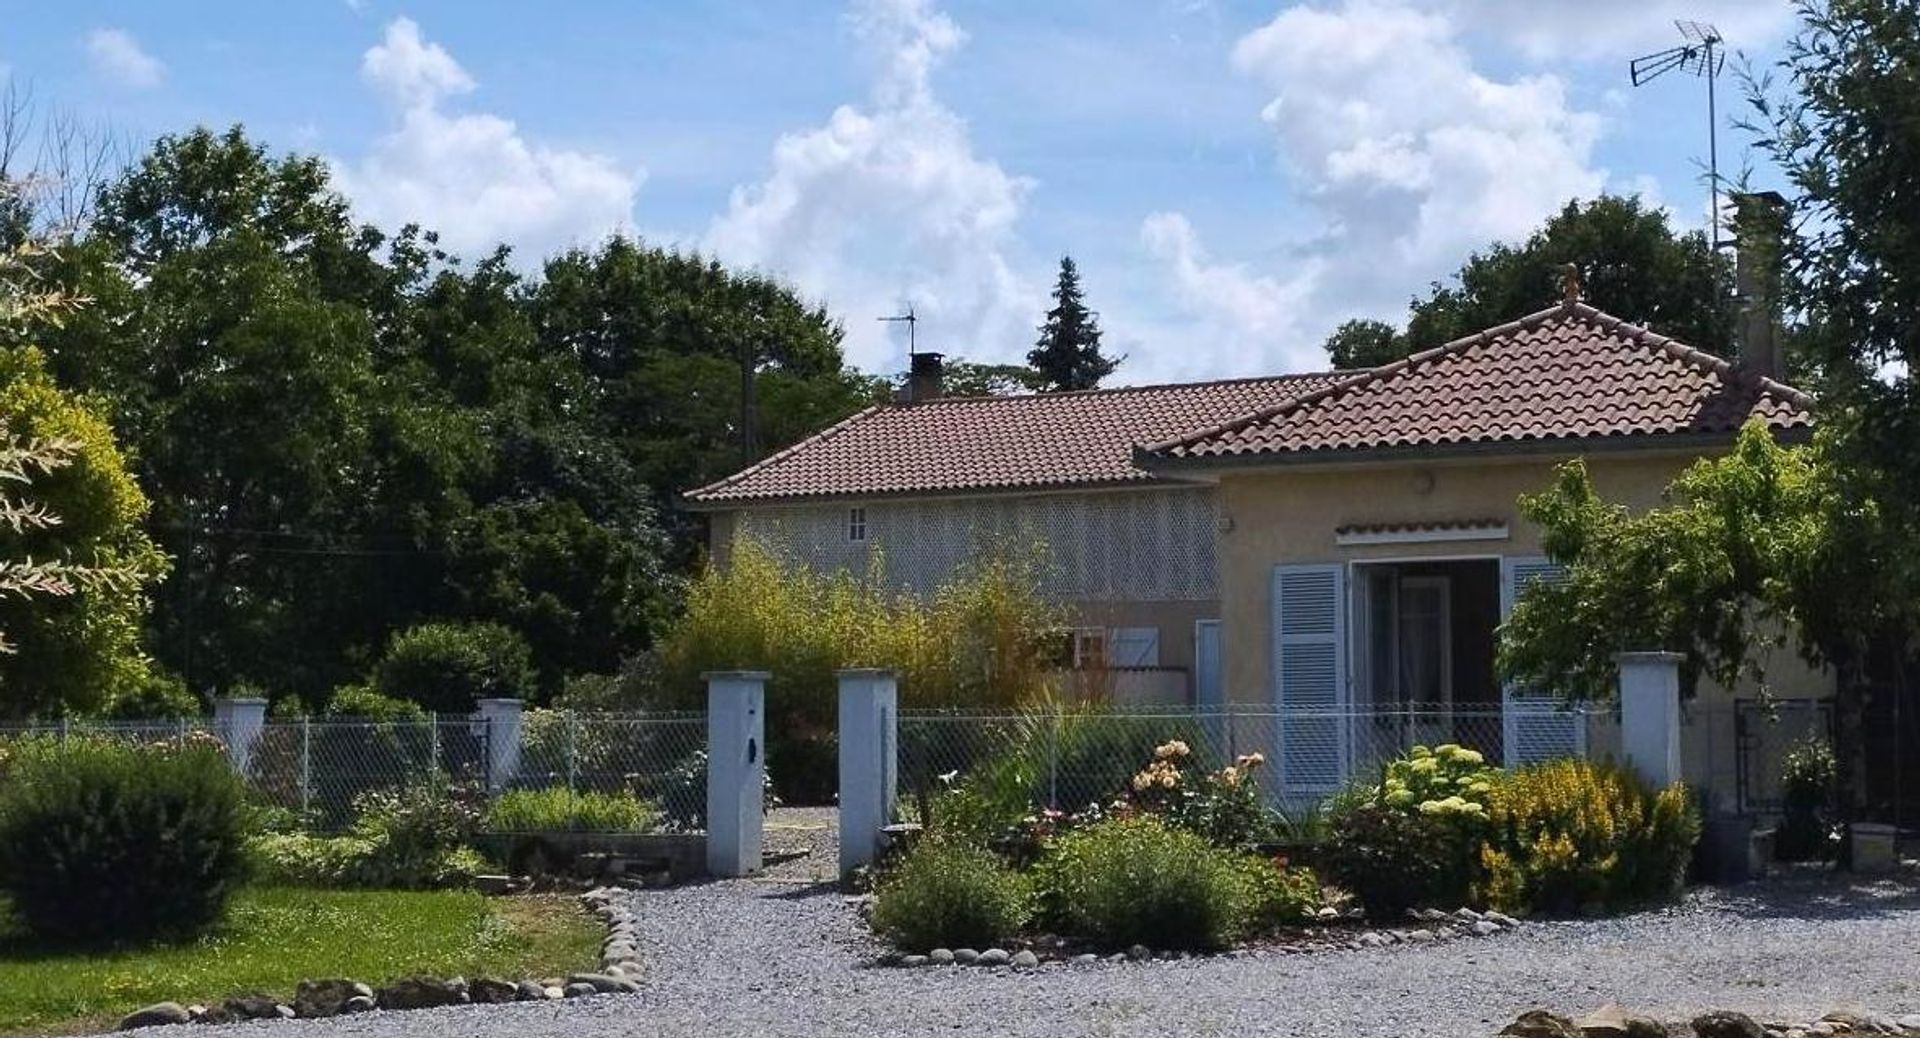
[1500,1009,1582,1038]
[117,1002,191,1030]
[294,979,375,1018]
[376,976,468,1010]
[469,978,521,1004]
[1574,1003,1667,1038]
[1691,1010,1765,1038]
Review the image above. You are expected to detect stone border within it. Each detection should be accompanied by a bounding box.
[1503,1005,1920,1037]
[876,905,1524,970]
[114,893,643,1031]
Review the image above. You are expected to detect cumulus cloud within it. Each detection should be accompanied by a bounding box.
[84,29,165,89]
[331,18,639,261]
[1139,212,1323,376]
[1140,0,1609,373]
[704,0,1039,373]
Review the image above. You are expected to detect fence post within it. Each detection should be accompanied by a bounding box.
[1616,651,1684,789]
[427,712,441,778]
[705,671,768,878]
[474,699,524,794]
[211,697,268,776]
[837,669,898,877]
[300,716,313,818]
[566,709,580,792]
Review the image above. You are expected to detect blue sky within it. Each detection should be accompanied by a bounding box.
[2,0,1798,382]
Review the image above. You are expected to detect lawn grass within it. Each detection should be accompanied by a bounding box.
[0,887,601,1037]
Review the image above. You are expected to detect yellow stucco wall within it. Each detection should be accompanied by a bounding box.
[1214,449,1833,712]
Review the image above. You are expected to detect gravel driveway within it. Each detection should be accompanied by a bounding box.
[152,868,1920,1038]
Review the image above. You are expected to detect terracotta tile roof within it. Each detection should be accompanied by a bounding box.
[1143,302,1814,463]
[683,373,1345,504]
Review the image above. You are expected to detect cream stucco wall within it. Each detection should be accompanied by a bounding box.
[1214,449,1834,715]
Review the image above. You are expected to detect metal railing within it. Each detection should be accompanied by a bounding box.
[0,710,708,831]
[897,704,1611,812]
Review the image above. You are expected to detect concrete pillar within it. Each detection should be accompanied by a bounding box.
[705,671,768,877]
[1616,652,1684,789]
[474,698,524,793]
[837,669,898,877]
[211,697,268,776]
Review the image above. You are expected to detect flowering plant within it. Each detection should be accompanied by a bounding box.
[1375,743,1499,818]
[1123,739,1273,849]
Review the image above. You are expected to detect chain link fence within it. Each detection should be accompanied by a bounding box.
[897,704,1611,813]
[0,710,709,832]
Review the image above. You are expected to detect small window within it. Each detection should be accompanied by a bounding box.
[1071,628,1107,669]
[847,506,868,543]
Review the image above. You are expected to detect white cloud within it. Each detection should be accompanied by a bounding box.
[1139,0,1610,373]
[331,18,639,261]
[1139,212,1323,376]
[84,29,165,89]
[1450,0,1795,63]
[704,0,1040,373]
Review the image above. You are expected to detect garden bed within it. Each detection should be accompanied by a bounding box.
[0,888,600,1037]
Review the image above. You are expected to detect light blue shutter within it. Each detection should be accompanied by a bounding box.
[1500,556,1585,764]
[1273,564,1347,794]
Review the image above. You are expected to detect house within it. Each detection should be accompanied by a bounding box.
[684,295,1828,805]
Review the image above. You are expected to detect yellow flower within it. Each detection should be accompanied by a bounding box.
[1158,771,1178,789]
[1218,766,1241,787]
[1132,771,1154,791]
[1410,745,1434,759]
[1453,748,1485,766]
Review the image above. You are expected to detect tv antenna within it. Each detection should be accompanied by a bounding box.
[1631,19,1728,250]
[878,305,919,358]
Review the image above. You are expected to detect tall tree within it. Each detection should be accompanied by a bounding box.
[1322,318,1405,370]
[1325,196,1734,367]
[1028,256,1119,391]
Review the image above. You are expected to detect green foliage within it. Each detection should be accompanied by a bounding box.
[870,841,1034,952]
[1499,422,1826,703]
[373,621,536,713]
[1322,800,1476,919]
[250,784,484,890]
[1040,816,1250,950]
[1231,854,1322,931]
[1369,743,1499,816]
[1028,256,1119,391]
[1777,736,1838,861]
[325,683,429,722]
[0,738,250,942]
[1323,318,1406,370]
[1474,759,1700,915]
[483,788,658,833]
[0,345,169,717]
[101,668,202,720]
[0,887,600,1036]
[656,538,1066,798]
[1123,738,1275,849]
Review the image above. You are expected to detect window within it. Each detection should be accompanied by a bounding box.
[1070,628,1107,669]
[1108,627,1161,668]
[847,506,868,543]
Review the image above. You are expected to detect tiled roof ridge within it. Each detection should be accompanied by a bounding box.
[685,404,884,500]
[1142,299,1815,458]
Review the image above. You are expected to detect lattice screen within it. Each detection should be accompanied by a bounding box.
[734,488,1218,601]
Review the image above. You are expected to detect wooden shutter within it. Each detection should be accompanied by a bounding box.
[1499,556,1585,764]
[1273,564,1347,794]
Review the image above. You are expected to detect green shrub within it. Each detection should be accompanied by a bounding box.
[1231,855,1321,931]
[326,683,429,722]
[1125,738,1275,849]
[1321,800,1476,918]
[870,840,1034,952]
[0,738,250,942]
[101,668,202,719]
[484,788,658,833]
[1474,759,1700,914]
[1040,815,1249,950]
[251,784,485,889]
[373,621,536,713]
[1777,736,1837,861]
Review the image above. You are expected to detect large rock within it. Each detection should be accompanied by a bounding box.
[117,1002,191,1030]
[1500,1009,1584,1038]
[1574,1004,1668,1038]
[222,995,283,1021]
[516,980,550,1002]
[469,978,521,1004]
[376,976,469,1010]
[294,979,375,1018]
[566,972,642,995]
[1690,1011,1764,1038]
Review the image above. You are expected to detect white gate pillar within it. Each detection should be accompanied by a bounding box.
[705,671,768,877]
[837,669,898,877]
[212,697,268,776]
[474,698,524,792]
[1616,651,1684,789]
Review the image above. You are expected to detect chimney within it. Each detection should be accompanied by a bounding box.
[905,351,945,403]
[1730,190,1789,381]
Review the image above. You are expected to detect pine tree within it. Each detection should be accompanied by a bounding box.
[1028,256,1119,391]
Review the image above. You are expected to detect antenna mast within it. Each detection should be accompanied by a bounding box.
[878,305,918,359]
[1631,19,1728,250]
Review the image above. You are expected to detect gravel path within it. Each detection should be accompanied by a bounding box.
[152,868,1920,1038]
